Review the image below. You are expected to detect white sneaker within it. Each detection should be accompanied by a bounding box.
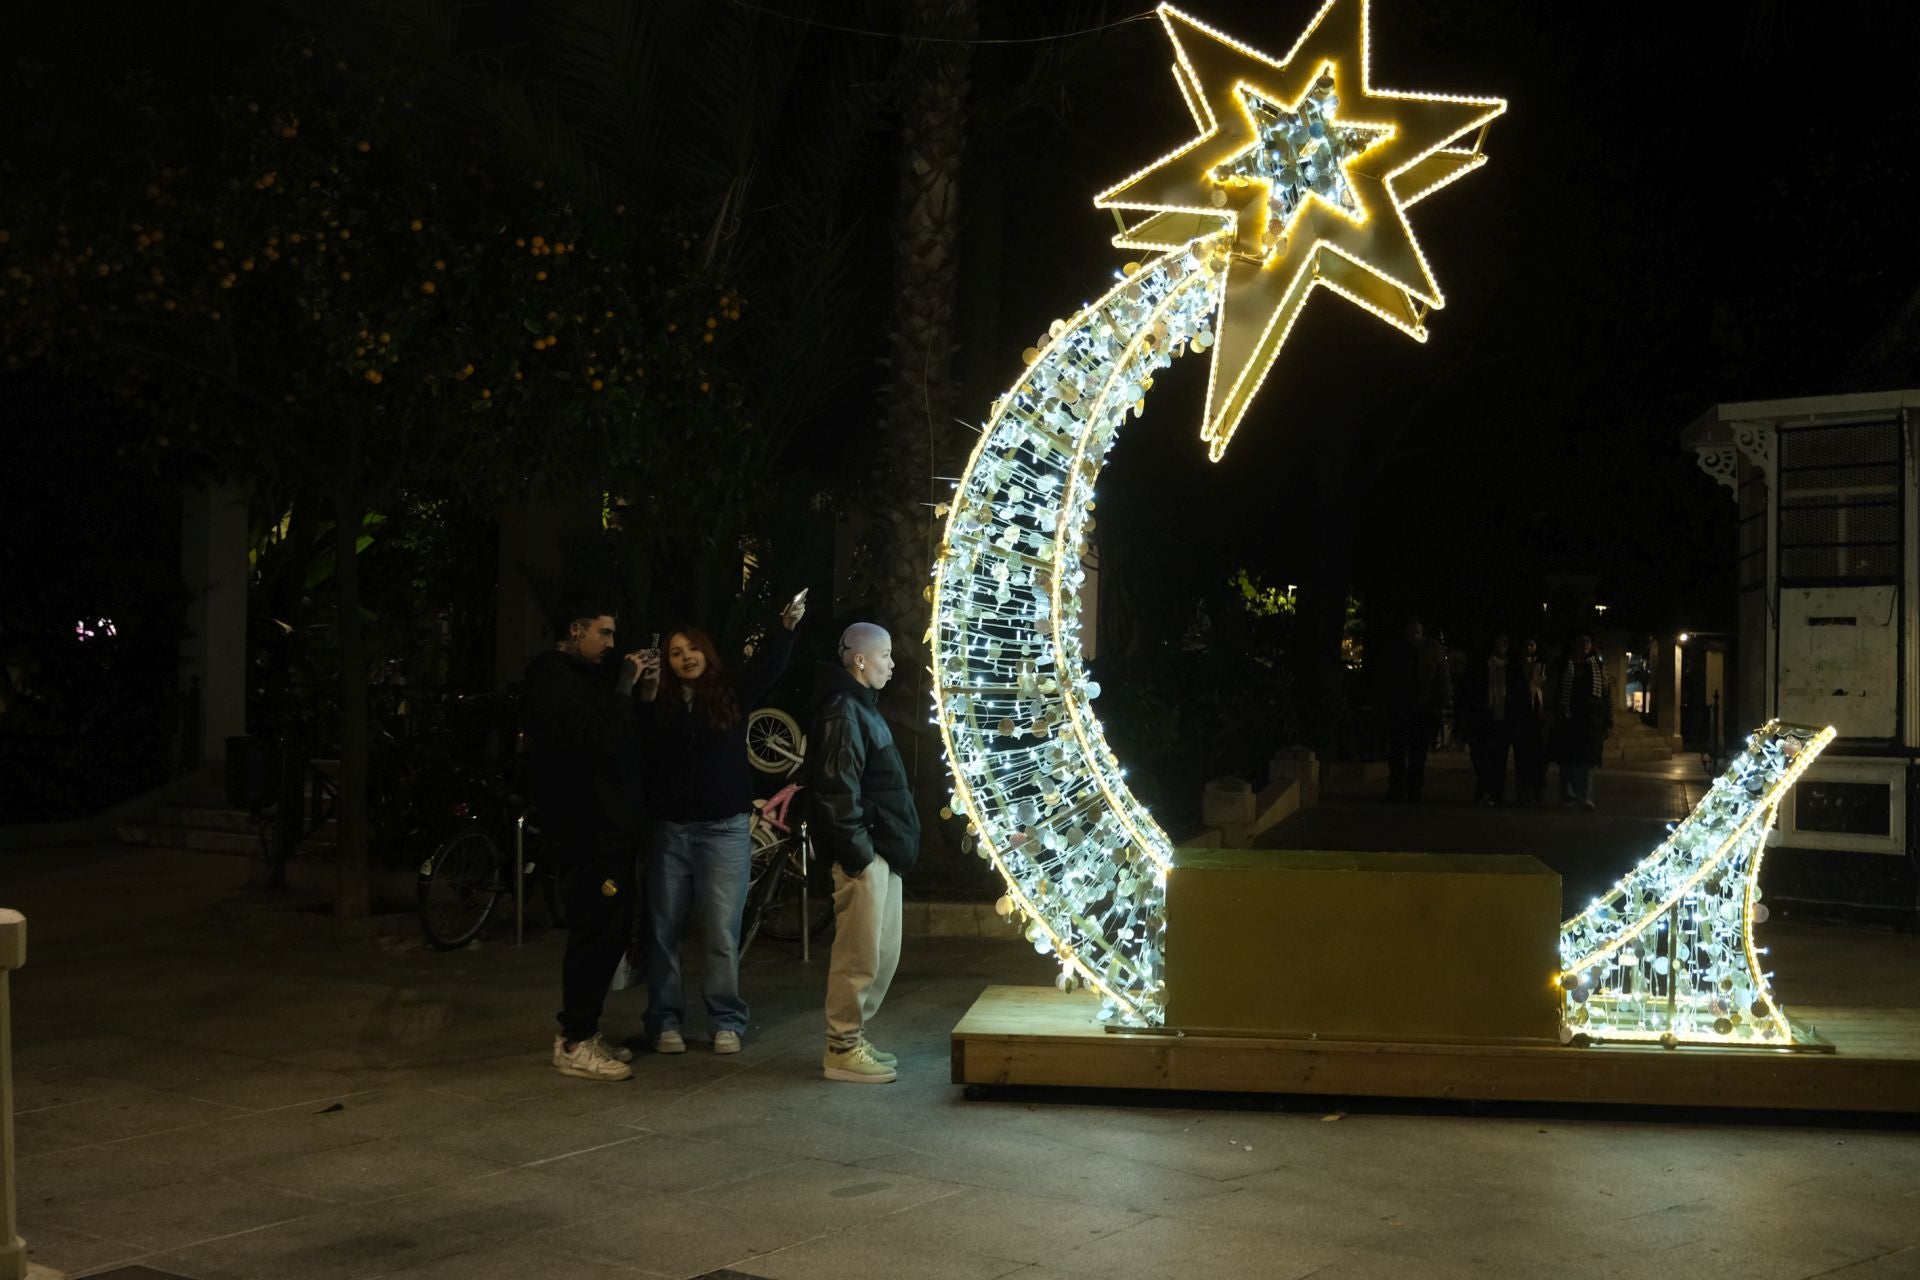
[601,1035,635,1063]
[653,1029,687,1054]
[712,1030,742,1055]
[553,1034,632,1081]
[823,1042,897,1084]
[861,1039,897,1067]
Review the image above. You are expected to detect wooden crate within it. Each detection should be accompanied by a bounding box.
[951,985,1920,1113]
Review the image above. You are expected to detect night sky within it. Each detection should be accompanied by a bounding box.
[947,0,1920,648]
[11,1,1920,653]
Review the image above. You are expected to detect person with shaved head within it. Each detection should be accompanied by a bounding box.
[803,621,919,1083]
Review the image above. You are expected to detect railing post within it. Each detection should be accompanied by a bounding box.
[1,908,27,1280]
[798,821,811,966]
[514,817,526,948]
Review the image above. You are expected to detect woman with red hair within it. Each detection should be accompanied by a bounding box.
[636,595,805,1054]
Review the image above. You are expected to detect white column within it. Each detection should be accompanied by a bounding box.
[1904,409,1918,752]
[180,482,250,764]
[1655,638,1682,747]
[1,910,26,1280]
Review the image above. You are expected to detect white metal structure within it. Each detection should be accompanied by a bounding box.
[1684,391,1918,898]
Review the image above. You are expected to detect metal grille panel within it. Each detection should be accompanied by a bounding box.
[1775,420,1905,583]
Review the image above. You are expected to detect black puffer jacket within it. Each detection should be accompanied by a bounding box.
[803,662,920,876]
[522,649,645,855]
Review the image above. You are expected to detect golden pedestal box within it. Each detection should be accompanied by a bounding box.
[1164,849,1562,1044]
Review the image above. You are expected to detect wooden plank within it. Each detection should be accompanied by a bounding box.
[951,986,1920,1113]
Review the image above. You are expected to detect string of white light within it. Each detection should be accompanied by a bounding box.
[932,242,1229,1025]
[1558,720,1834,1048]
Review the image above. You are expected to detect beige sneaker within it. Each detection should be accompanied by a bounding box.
[823,1041,897,1084]
[861,1039,897,1067]
[553,1034,632,1081]
[713,1030,742,1055]
[653,1029,687,1055]
[601,1035,635,1063]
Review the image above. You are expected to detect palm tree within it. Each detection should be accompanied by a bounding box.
[865,0,977,703]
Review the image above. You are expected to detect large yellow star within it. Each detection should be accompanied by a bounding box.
[1097,1,1506,459]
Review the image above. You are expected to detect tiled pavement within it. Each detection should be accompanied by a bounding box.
[5,799,1920,1280]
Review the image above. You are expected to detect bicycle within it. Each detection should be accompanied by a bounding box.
[414,694,568,950]
[740,781,834,958]
[416,810,573,950]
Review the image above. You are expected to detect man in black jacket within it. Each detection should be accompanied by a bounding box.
[523,594,646,1081]
[805,622,919,1084]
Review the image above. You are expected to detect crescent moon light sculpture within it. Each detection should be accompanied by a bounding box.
[929,1,1505,1025]
[1558,721,1835,1048]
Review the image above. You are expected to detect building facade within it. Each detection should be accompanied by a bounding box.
[1685,391,1919,916]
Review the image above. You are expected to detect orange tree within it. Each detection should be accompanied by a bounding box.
[2,34,748,913]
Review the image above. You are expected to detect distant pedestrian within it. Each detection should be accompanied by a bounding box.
[523,594,647,1082]
[1510,637,1549,804]
[636,594,805,1057]
[1466,634,1513,805]
[1553,631,1611,811]
[806,623,919,1083]
[1383,617,1449,803]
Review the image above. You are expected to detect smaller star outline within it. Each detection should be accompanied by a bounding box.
[1095,0,1505,458]
[1214,82,1392,242]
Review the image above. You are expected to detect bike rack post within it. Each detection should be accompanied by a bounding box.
[514,815,526,948]
[1,908,28,1280]
[798,820,811,965]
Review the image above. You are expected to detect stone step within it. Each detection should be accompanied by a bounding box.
[1614,745,1673,759]
[116,823,266,855]
[116,820,339,856]
[151,804,259,834]
[1608,743,1674,764]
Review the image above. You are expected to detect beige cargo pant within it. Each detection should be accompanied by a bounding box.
[824,857,904,1051]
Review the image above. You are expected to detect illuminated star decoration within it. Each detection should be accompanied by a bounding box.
[1097,0,1506,458]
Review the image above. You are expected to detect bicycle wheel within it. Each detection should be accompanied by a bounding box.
[757,854,836,943]
[748,815,783,890]
[746,708,806,775]
[418,825,504,950]
[540,870,570,931]
[740,862,776,959]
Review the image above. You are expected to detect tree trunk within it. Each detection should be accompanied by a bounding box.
[332,433,371,919]
[864,0,979,896]
[869,0,976,669]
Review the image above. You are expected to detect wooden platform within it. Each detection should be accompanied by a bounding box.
[952,986,1920,1113]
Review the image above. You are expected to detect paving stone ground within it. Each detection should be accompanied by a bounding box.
[6,764,1919,1280]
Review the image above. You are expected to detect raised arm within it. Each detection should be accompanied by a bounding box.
[739,622,797,711]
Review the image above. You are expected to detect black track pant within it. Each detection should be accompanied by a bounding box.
[556,844,635,1044]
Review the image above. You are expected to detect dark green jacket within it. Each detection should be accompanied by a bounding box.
[804,662,920,875]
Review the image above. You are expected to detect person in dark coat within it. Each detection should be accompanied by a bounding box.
[1509,636,1550,804]
[636,596,804,1056]
[805,622,919,1084]
[522,594,646,1081]
[1465,633,1514,805]
[1383,617,1449,802]
[1553,631,1612,810]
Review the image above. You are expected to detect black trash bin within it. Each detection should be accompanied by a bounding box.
[225,735,282,810]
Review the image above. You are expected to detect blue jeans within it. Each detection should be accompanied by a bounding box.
[644,814,753,1036]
